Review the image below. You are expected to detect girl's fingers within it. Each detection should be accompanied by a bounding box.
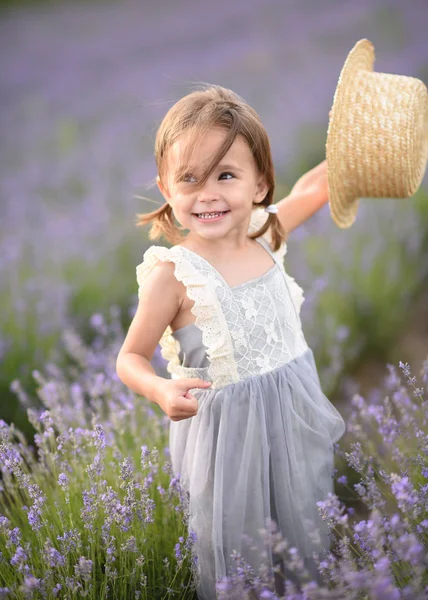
[173,397,198,419]
[182,393,198,409]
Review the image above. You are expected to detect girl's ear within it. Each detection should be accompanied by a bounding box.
[156,175,171,200]
[255,176,269,203]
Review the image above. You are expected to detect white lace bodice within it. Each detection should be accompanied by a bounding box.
[136,207,308,389]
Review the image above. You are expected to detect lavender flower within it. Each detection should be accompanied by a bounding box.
[317,493,348,527]
[8,528,22,548]
[390,474,421,516]
[10,546,28,569]
[57,472,69,491]
[80,486,98,533]
[120,536,138,553]
[57,529,82,555]
[0,516,10,535]
[19,575,41,596]
[42,540,66,568]
[74,556,93,582]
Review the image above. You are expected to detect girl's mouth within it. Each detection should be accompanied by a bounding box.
[192,210,230,222]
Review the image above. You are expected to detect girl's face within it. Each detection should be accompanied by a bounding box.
[157,128,268,246]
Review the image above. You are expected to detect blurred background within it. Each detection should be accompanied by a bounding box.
[1,0,427,440]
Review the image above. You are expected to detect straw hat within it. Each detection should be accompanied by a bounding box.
[326,38,428,229]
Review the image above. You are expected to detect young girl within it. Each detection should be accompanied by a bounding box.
[116,85,346,598]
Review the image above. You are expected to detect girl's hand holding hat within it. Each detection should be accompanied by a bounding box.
[290,159,329,206]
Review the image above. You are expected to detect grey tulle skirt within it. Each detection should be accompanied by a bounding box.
[169,347,346,599]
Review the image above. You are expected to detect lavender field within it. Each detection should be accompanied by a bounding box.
[0,0,428,597]
[1,0,428,427]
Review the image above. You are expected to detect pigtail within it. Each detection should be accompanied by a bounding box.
[267,211,289,251]
[248,203,288,252]
[135,201,185,245]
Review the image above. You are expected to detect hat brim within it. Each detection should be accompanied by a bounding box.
[326,39,375,228]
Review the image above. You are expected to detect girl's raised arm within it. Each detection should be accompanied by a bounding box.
[276,160,329,233]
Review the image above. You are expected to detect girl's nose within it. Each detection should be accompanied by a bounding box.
[197,179,220,201]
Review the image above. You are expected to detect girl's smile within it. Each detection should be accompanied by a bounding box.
[192,210,231,222]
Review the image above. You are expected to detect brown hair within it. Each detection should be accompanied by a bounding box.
[136,84,286,251]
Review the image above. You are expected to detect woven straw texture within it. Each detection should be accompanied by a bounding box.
[326,38,428,229]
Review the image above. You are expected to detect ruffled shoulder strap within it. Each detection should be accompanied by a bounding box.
[249,207,304,316]
[136,245,240,388]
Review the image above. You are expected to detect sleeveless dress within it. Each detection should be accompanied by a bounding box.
[136,208,346,598]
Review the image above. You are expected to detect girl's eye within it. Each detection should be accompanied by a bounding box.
[180,171,234,183]
[182,173,196,183]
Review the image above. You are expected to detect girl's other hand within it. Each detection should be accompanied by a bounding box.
[290,159,328,199]
[155,378,212,421]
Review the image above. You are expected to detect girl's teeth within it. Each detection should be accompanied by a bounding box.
[198,212,225,219]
